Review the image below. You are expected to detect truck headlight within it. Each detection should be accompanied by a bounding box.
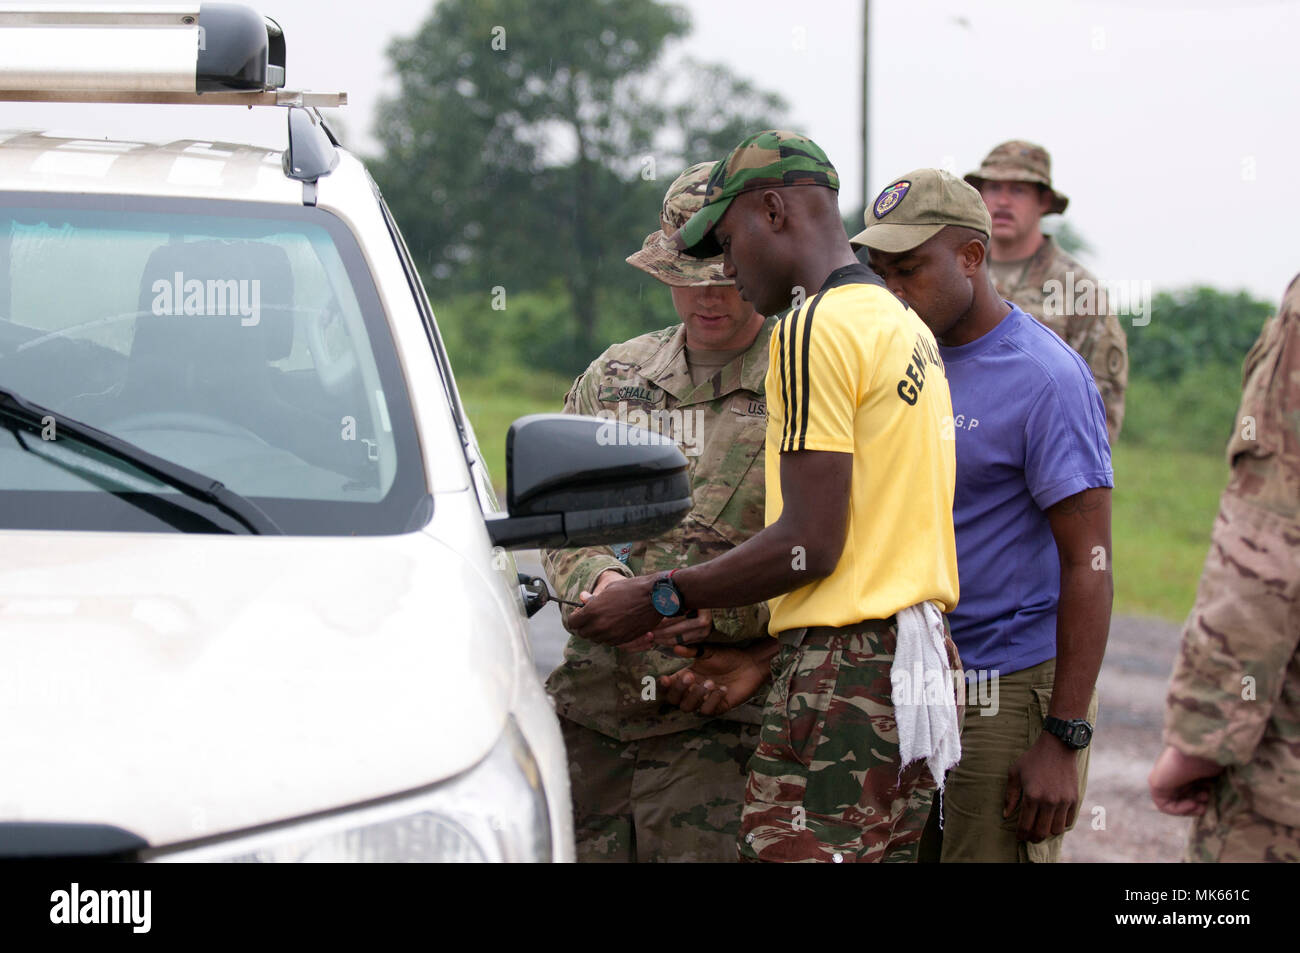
[152,717,551,863]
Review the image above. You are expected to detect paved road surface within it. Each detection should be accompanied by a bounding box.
[516,552,1193,863]
[1061,614,1192,862]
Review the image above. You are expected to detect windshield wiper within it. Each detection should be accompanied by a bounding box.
[0,388,283,535]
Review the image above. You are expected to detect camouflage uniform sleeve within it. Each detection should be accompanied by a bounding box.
[540,365,633,608]
[1083,301,1127,445]
[1065,277,1128,444]
[1163,494,1300,766]
[1163,276,1300,766]
[1024,244,1128,444]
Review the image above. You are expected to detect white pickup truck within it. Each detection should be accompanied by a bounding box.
[0,3,689,862]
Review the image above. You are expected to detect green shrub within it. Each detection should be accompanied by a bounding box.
[1111,444,1226,620]
[431,282,677,378]
[1120,365,1242,456]
[1128,286,1273,383]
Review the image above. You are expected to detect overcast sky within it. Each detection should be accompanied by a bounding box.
[2,0,1295,301]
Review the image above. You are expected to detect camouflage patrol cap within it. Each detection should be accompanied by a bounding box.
[626,161,732,286]
[851,168,991,253]
[672,130,839,259]
[964,140,1069,214]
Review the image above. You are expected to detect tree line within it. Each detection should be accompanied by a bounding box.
[369,0,1276,456]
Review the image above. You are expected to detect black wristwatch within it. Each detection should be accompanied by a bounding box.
[1043,716,1093,750]
[649,570,687,618]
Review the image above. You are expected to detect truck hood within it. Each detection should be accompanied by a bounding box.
[0,527,516,848]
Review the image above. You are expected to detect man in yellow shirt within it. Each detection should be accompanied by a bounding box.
[571,131,962,862]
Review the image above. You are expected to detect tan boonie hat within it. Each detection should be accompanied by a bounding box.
[851,168,992,253]
[626,161,732,286]
[964,140,1069,214]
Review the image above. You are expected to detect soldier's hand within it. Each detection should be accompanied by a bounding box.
[657,644,769,716]
[651,608,713,647]
[588,568,626,597]
[1148,745,1222,817]
[1004,734,1080,843]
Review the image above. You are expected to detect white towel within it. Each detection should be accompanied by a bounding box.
[891,600,961,792]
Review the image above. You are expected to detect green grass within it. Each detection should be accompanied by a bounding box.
[456,368,1230,624]
[457,367,572,488]
[1111,443,1225,622]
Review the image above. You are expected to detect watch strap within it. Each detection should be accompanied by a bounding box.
[1044,716,1092,749]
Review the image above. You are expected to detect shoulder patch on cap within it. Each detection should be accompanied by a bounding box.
[874,181,910,218]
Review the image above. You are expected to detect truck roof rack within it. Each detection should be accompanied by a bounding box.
[0,3,346,108]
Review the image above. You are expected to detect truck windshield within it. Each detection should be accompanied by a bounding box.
[0,193,428,535]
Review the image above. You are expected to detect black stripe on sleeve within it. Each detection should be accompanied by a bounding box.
[796,293,823,450]
[782,307,801,451]
[777,313,791,452]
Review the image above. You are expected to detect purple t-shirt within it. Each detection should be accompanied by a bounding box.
[939,304,1113,677]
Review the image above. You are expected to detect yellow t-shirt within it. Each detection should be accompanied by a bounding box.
[765,265,960,632]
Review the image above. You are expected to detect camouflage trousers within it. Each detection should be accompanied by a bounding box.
[739,618,963,863]
[559,715,760,863]
[1187,772,1300,863]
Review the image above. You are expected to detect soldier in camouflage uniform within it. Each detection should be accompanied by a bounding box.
[965,141,1128,443]
[1149,273,1300,863]
[542,161,775,862]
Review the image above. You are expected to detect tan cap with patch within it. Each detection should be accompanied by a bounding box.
[626,161,732,286]
[851,168,991,253]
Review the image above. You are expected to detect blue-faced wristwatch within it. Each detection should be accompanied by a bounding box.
[1043,716,1093,750]
[649,570,687,618]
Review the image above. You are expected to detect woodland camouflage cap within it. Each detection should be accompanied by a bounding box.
[626,161,732,286]
[672,130,839,259]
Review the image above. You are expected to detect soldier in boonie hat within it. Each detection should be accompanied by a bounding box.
[541,160,774,863]
[626,161,733,286]
[622,161,767,351]
[964,140,1068,214]
[964,139,1128,444]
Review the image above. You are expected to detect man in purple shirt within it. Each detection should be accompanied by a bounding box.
[855,168,1114,862]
